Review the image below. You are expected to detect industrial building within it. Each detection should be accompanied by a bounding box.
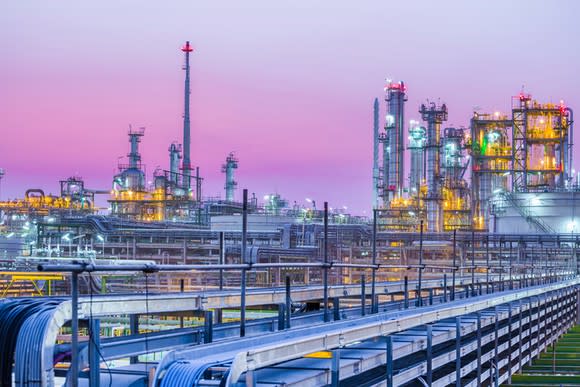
[373,81,575,234]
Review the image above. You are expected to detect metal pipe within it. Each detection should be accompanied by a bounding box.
[38,263,251,272]
[88,318,100,387]
[371,209,377,313]
[452,229,457,301]
[240,189,248,337]
[486,236,490,293]
[566,107,574,184]
[372,98,380,208]
[323,201,329,322]
[219,232,225,291]
[71,271,79,387]
[417,220,424,306]
[471,230,475,296]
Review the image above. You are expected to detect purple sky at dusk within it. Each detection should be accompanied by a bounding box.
[1,1,579,214]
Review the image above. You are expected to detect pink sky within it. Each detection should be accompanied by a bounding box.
[1,1,579,214]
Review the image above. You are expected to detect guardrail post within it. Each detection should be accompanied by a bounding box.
[455,317,461,387]
[507,304,513,384]
[331,348,341,387]
[518,301,523,373]
[361,275,366,316]
[204,311,213,343]
[129,314,139,364]
[529,297,537,366]
[285,275,291,328]
[452,229,457,301]
[404,276,409,309]
[240,189,248,337]
[428,288,433,306]
[417,220,424,307]
[333,297,340,321]
[217,231,225,324]
[386,336,393,387]
[476,312,482,386]
[443,274,448,302]
[426,324,433,386]
[486,236,490,294]
[88,318,100,387]
[494,307,499,387]
[277,303,285,330]
[245,369,256,387]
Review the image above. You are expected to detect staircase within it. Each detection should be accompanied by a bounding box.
[499,192,555,234]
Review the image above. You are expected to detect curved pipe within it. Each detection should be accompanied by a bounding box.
[25,189,45,199]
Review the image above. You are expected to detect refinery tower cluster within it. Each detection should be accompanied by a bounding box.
[372,80,575,234]
[0,43,577,236]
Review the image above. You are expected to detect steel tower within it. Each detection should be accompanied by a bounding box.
[222,152,239,202]
[181,41,194,190]
[420,102,448,232]
[408,120,426,196]
[384,81,407,202]
[372,98,380,209]
[169,143,182,185]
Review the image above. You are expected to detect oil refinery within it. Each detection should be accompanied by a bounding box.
[2,40,580,387]
[373,80,575,234]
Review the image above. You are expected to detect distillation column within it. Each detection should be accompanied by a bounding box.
[420,102,448,232]
[181,41,194,190]
[408,120,426,196]
[128,127,144,170]
[384,81,407,202]
[222,152,239,202]
[442,127,471,230]
[169,143,182,185]
[471,112,511,231]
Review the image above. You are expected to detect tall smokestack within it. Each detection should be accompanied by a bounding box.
[181,41,194,189]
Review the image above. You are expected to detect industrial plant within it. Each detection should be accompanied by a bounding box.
[1,41,580,387]
[373,80,575,234]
